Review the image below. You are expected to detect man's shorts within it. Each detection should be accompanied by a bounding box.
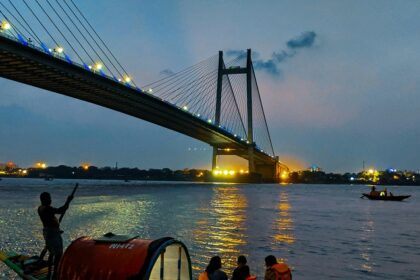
[43,228,63,256]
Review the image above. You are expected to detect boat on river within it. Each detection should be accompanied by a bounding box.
[0,233,192,280]
[362,193,411,201]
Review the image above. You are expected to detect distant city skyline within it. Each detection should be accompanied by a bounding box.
[1,0,420,173]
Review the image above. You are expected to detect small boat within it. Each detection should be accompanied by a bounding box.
[0,251,48,280]
[362,193,411,201]
[1,233,192,280]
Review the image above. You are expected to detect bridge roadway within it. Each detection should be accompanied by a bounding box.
[0,35,276,166]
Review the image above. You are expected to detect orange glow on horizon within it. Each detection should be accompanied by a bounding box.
[81,163,90,170]
[278,155,308,171]
[34,162,47,169]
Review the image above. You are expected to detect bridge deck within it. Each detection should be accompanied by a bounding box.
[0,35,275,165]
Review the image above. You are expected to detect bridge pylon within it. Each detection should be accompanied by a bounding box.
[212,49,259,176]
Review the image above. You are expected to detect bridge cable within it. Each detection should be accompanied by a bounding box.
[155,59,217,102]
[251,65,275,155]
[143,57,214,100]
[157,67,214,103]
[224,72,246,135]
[157,63,216,101]
[142,55,217,89]
[172,73,216,106]
[166,69,217,104]
[22,0,61,50]
[44,0,97,66]
[3,1,42,44]
[68,0,136,86]
[32,0,84,63]
[56,0,124,79]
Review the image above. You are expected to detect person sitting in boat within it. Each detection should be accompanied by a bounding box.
[199,256,228,280]
[264,255,292,280]
[379,187,388,197]
[38,192,73,279]
[370,186,380,196]
[231,255,251,280]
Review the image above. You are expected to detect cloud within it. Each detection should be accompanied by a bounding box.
[160,69,175,76]
[225,49,247,59]
[287,31,317,49]
[272,50,295,63]
[226,31,317,76]
[253,60,279,75]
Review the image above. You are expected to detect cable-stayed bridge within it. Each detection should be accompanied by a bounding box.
[0,1,287,182]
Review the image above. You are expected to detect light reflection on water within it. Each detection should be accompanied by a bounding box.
[192,186,247,273]
[359,205,375,273]
[1,179,420,279]
[273,191,295,245]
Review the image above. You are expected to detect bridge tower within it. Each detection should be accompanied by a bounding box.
[212,49,258,176]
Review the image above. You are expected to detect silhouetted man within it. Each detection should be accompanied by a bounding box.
[38,192,72,279]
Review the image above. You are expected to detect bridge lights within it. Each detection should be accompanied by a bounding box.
[207,119,212,123]
[94,62,103,71]
[1,21,11,30]
[213,170,221,176]
[123,76,131,83]
[54,47,64,54]
[182,106,188,111]
[147,88,153,94]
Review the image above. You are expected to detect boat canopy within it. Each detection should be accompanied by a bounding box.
[58,235,192,280]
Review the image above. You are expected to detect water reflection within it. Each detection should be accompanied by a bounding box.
[192,186,248,274]
[273,190,295,244]
[66,196,153,242]
[360,206,375,273]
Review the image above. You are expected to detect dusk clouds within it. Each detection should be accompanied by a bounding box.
[227,31,318,75]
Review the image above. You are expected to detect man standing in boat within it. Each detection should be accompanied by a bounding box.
[38,192,74,279]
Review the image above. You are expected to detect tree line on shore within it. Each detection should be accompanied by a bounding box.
[0,165,419,185]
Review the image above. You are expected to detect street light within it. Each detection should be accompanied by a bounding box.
[1,21,11,30]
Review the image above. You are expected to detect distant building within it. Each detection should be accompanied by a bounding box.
[309,165,322,172]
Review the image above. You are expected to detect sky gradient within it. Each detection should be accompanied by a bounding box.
[1,0,419,172]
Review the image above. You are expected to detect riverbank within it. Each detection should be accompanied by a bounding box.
[1,165,419,186]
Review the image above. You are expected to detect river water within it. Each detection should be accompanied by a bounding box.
[0,178,419,279]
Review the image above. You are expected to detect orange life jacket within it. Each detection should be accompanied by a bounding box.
[198,271,209,280]
[272,263,292,280]
[245,276,257,280]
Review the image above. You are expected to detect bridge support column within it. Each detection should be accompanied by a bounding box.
[248,146,256,173]
[255,162,279,183]
[212,147,218,170]
[246,49,256,174]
